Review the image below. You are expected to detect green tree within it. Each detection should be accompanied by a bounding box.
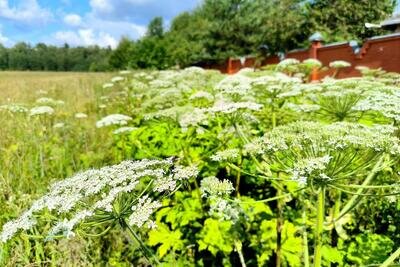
[146,17,164,38]
[109,37,135,69]
[164,11,210,67]
[304,0,396,42]
[0,44,8,70]
[8,42,32,70]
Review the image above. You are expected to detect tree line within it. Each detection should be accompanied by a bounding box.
[0,43,112,71]
[0,0,396,71]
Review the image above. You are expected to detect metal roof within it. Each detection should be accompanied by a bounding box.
[381,14,400,29]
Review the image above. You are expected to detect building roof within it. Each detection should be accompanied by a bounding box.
[381,14,400,30]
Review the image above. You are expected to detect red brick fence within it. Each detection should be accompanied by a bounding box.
[209,32,400,79]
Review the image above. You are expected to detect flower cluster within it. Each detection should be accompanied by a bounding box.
[29,106,54,116]
[200,176,234,197]
[352,90,400,121]
[36,97,64,106]
[291,155,332,186]
[129,196,162,228]
[96,114,132,128]
[0,158,198,242]
[113,126,137,135]
[329,60,351,68]
[75,113,88,119]
[0,103,28,113]
[211,149,240,162]
[206,99,263,114]
[246,121,400,186]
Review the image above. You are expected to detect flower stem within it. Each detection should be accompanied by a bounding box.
[380,246,400,267]
[275,185,284,267]
[123,219,160,266]
[234,240,247,267]
[314,187,325,267]
[333,155,384,223]
[302,208,310,267]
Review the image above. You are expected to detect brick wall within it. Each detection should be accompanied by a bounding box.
[217,32,400,79]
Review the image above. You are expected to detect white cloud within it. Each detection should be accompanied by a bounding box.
[0,0,53,24]
[0,27,12,47]
[64,14,82,27]
[54,28,118,48]
[52,6,147,49]
[88,0,199,23]
[84,14,146,39]
[0,32,9,44]
[90,0,114,13]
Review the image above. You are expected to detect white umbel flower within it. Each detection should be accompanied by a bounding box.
[29,106,54,116]
[329,60,351,68]
[96,114,132,128]
[102,83,114,89]
[75,113,88,119]
[36,97,64,106]
[111,76,124,83]
[200,176,234,197]
[53,122,65,128]
[113,127,137,135]
[128,196,162,228]
[0,158,177,242]
[302,59,322,68]
[291,156,332,186]
[119,70,132,75]
[0,104,28,113]
[207,100,263,114]
[211,149,240,162]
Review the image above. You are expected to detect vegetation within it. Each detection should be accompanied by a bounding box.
[1,62,400,266]
[0,43,112,71]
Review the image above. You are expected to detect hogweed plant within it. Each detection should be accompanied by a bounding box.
[0,158,198,265]
[244,121,400,266]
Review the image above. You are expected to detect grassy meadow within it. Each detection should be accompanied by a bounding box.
[0,71,122,266]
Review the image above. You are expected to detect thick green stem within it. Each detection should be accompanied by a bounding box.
[333,156,384,223]
[303,208,310,267]
[272,109,277,128]
[235,158,242,196]
[314,187,325,267]
[235,240,247,267]
[380,246,400,267]
[275,186,284,267]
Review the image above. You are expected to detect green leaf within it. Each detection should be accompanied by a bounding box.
[346,233,394,265]
[148,223,184,258]
[196,218,234,256]
[322,245,343,265]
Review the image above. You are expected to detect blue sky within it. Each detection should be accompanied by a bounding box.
[0,0,200,48]
[0,0,399,48]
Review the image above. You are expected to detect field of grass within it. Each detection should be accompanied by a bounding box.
[0,64,400,266]
[0,71,120,266]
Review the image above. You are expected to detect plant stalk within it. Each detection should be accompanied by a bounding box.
[275,186,284,267]
[123,219,160,266]
[380,246,400,267]
[303,208,310,267]
[235,240,247,267]
[314,187,325,267]
[334,156,384,223]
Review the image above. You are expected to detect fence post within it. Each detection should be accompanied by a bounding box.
[227,57,233,74]
[309,32,324,81]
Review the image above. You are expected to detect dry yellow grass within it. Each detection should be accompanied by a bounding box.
[0,71,112,108]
